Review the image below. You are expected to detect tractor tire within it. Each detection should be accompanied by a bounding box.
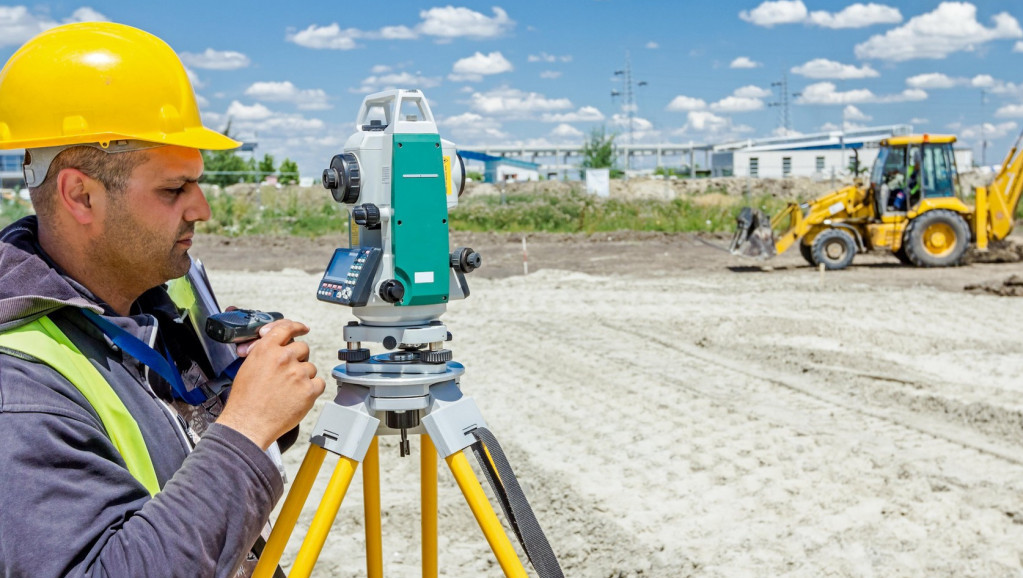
[903,209,970,267]
[799,242,817,266]
[893,245,912,265]
[811,229,857,270]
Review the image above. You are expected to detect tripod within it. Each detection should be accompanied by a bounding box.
[251,321,561,578]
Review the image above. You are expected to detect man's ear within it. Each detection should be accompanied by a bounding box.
[56,168,103,225]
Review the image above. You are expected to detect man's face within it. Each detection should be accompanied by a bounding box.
[93,145,208,292]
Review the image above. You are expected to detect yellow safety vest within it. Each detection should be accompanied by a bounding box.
[0,316,161,496]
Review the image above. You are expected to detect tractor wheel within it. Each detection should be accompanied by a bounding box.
[903,209,970,267]
[893,245,912,265]
[811,229,857,270]
[799,242,817,266]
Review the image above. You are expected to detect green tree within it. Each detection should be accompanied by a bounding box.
[258,154,276,181]
[200,122,250,187]
[580,127,622,178]
[278,158,299,185]
[847,154,868,177]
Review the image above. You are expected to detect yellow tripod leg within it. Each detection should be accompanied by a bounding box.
[422,436,438,578]
[253,445,328,578]
[289,455,361,578]
[363,438,383,578]
[445,451,528,578]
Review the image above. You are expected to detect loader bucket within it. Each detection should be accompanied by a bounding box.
[729,207,778,259]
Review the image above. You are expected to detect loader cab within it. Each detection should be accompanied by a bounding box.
[871,135,960,215]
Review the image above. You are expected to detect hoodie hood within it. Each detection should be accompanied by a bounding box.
[0,216,101,331]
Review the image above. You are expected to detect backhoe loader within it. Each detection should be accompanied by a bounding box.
[729,132,1023,270]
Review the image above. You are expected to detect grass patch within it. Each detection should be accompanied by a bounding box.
[194,185,791,237]
[449,189,789,234]
[0,195,33,229]
[198,186,349,237]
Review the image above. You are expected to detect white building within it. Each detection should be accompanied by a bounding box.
[715,125,974,179]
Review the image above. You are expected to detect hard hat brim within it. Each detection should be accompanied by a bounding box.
[2,126,241,151]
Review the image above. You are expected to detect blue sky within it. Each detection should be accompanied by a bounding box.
[2,1,1023,175]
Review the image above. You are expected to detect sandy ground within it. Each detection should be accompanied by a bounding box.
[196,233,1023,577]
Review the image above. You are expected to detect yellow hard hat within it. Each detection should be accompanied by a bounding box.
[0,22,239,150]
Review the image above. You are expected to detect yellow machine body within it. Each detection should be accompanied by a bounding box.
[733,133,1023,269]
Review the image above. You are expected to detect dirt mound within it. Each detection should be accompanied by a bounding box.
[963,238,1023,264]
[965,274,1023,296]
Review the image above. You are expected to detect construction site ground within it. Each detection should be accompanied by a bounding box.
[195,231,1023,577]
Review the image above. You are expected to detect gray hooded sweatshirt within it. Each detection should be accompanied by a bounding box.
[0,217,284,577]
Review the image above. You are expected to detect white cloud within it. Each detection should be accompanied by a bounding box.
[1016,41,1023,52]
[797,81,927,104]
[351,71,443,94]
[710,96,764,113]
[771,127,803,137]
[791,58,879,79]
[730,56,762,69]
[843,105,872,122]
[741,0,904,30]
[905,72,1023,96]
[180,48,251,70]
[674,111,754,140]
[287,6,513,49]
[995,105,1023,118]
[449,51,513,82]
[550,123,584,139]
[379,25,417,40]
[528,52,572,63]
[468,87,572,118]
[438,111,509,142]
[910,117,929,124]
[856,2,1023,61]
[741,1,903,29]
[0,5,108,47]
[808,3,902,28]
[611,114,659,141]
[666,95,708,112]
[287,24,361,50]
[906,72,960,89]
[184,66,205,90]
[739,0,807,27]
[194,93,210,108]
[417,6,514,40]
[244,81,330,110]
[956,120,1018,141]
[225,101,273,121]
[541,106,605,123]
[371,64,392,74]
[646,41,659,49]
[733,85,771,99]
[540,70,562,79]
[67,7,107,22]
[971,74,996,88]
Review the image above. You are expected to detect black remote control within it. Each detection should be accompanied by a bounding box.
[205,309,284,343]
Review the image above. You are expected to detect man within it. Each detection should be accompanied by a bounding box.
[0,22,325,577]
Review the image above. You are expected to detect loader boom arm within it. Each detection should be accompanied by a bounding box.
[980,129,1023,242]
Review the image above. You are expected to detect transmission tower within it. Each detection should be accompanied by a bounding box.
[613,52,647,171]
[981,89,988,167]
[769,73,799,134]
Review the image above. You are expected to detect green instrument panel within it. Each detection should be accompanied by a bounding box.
[391,134,450,306]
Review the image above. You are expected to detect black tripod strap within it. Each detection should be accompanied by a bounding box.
[470,427,564,578]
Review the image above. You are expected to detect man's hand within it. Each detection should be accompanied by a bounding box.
[216,319,325,450]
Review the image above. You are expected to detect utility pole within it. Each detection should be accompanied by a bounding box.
[768,73,800,135]
[980,89,988,167]
[613,52,646,172]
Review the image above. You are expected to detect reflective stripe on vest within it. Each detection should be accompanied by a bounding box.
[0,316,161,496]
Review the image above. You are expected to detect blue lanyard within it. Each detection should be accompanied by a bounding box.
[82,309,209,405]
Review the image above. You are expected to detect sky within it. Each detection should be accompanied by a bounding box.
[2,1,1023,176]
